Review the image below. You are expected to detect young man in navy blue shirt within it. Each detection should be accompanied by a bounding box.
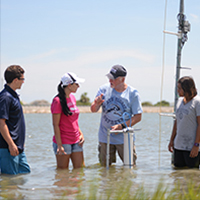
[0,65,30,174]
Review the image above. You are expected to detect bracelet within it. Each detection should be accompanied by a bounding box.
[194,143,199,147]
[121,123,126,129]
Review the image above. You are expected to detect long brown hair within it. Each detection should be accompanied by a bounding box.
[178,76,197,100]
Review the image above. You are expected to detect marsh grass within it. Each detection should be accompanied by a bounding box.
[74,177,200,200]
[0,184,24,200]
[1,176,200,200]
[0,176,25,200]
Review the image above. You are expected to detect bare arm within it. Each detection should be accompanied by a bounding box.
[168,120,177,153]
[90,94,104,112]
[190,116,200,158]
[0,119,19,156]
[78,128,85,147]
[128,113,142,127]
[52,113,66,155]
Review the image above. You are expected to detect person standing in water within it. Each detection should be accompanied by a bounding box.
[168,76,200,168]
[91,65,142,166]
[51,72,85,169]
[0,65,31,174]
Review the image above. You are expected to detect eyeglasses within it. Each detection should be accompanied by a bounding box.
[18,78,25,81]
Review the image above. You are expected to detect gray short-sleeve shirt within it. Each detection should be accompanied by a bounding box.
[174,96,200,151]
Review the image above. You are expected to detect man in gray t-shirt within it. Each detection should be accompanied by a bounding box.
[91,65,142,166]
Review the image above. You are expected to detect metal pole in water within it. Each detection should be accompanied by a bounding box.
[123,131,134,169]
[161,0,190,165]
[107,128,135,169]
[172,0,190,164]
[106,129,110,170]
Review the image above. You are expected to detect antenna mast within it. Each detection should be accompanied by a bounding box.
[174,0,190,111]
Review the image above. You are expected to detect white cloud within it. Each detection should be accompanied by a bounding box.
[6,48,156,103]
[190,14,199,23]
[21,48,155,66]
[73,49,155,66]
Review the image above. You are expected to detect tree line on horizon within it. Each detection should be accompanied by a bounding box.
[21,92,171,107]
[76,93,171,107]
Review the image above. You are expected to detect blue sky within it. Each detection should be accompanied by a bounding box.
[1,0,200,104]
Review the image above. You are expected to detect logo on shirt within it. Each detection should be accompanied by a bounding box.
[177,107,189,120]
[68,102,78,113]
[102,96,127,125]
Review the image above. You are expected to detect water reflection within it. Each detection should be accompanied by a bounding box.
[1,113,200,199]
[52,168,85,198]
[0,174,28,199]
[169,168,200,188]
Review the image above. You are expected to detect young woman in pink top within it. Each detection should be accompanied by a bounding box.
[51,72,85,169]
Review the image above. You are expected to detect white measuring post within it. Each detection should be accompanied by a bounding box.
[123,129,134,169]
[106,127,135,169]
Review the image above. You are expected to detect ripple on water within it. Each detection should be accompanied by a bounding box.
[1,113,200,199]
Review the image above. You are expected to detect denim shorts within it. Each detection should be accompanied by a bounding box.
[0,148,31,175]
[53,142,83,155]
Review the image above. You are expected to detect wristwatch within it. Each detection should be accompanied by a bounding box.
[194,143,199,147]
[121,123,126,129]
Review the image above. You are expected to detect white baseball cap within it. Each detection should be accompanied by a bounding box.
[61,72,85,86]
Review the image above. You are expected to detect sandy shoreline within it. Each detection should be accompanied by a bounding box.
[22,106,174,114]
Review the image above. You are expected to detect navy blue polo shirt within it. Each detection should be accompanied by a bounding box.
[0,84,25,153]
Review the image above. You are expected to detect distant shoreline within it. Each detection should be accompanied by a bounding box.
[22,106,174,114]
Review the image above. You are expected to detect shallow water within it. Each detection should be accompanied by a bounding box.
[1,113,200,199]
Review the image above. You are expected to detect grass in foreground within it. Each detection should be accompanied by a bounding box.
[75,178,200,200]
[1,177,200,199]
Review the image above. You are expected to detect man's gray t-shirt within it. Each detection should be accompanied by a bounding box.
[96,83,143,144]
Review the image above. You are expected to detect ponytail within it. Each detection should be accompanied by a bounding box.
[57,82,72,116]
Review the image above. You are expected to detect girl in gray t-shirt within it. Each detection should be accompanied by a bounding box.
[168,76,200,168]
